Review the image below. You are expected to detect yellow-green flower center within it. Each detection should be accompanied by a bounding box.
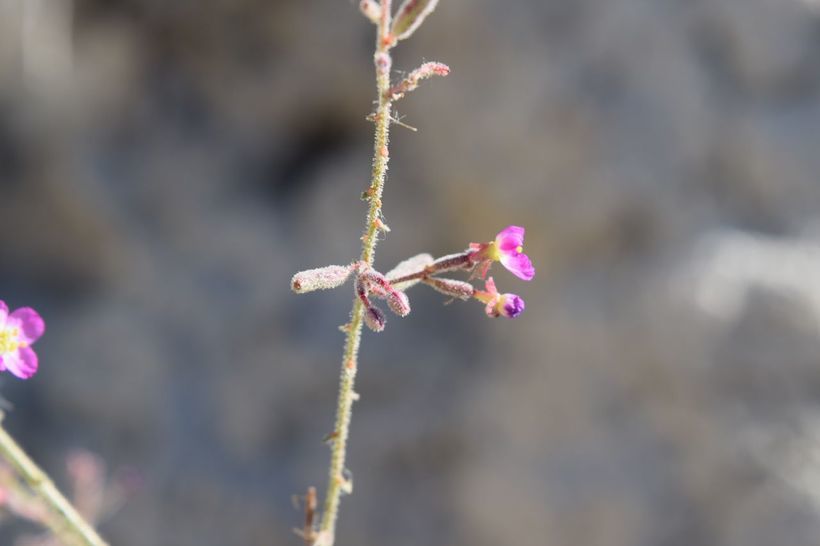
[0,327,22,354]
[487,241,502,262]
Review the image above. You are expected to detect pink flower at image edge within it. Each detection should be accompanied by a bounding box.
[0,301,45,379]
[494,226,535,281]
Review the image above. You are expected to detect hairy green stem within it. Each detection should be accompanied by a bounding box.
[0,416,108,546]
[318,1,394,543]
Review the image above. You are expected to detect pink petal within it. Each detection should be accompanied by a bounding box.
[8,308,45,344]
[4,348,38,379]
[0,355,5,372]
[496,226,525,252]
[0,301,7,328]
[500,253,535,281]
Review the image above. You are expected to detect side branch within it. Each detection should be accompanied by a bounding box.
[387,62,450,101]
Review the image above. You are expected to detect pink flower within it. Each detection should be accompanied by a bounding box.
[494,226,535,280]
[0,301,45,379]
[469,226,535,281]
[474,278,525,319]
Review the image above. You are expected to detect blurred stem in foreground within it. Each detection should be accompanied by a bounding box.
[0,414,108,546]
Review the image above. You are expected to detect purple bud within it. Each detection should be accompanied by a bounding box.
[363,305,386,332]
[392,0,440,41]
[291,265,353,293]
[499,294,525,318]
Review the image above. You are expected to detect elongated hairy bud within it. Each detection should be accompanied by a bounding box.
[423,278,475,300]
[292,265,354,293]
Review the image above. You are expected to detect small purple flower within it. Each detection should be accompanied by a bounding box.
[474,278,526,319]
[497,293,525,318]
[469,226,535,281]
[0,301,45,379]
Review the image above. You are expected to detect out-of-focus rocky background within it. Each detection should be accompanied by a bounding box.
[1,0,820,544]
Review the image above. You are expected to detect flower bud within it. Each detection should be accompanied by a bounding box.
[357,267,411,317]
[474,277,526,319]
[495,294,525,318]
[364,305,386,332]
[291,265,353,293]
[386,290,411,317]
[423,278,475,300]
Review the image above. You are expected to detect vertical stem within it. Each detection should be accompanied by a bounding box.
[0,419,108,546]
[318,1,393,544]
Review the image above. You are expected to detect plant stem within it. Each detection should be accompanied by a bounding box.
[388,252,475,286]
[318,1,393,544]
[0,416,108,546]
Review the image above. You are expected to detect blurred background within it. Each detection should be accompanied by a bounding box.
[1,0,820,544]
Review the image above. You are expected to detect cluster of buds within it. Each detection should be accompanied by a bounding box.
[355,264,411,332]
[291,226,535,331]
